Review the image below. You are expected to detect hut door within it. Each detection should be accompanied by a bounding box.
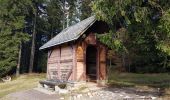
[86,45,97,82]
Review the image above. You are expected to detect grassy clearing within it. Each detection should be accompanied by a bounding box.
[0,73,45,98]
[108,72,170,88]
[1,72,170,99]
[108,72,170,98]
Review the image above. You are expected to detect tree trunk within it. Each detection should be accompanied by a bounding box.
[122,51,126,72]
[51,22,54,38]
[62,0,66,29]
[29,10,37,73]
[16,43,22,76]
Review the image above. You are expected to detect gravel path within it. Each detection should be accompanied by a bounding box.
[71,87,159,100]
[2,89,59,100]
[2,87,160,100]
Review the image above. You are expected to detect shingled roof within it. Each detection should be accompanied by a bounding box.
[40,16,96,50]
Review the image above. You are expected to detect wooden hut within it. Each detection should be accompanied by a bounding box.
[40,16,109,84]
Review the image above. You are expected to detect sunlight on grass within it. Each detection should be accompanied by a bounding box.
[108,72,170,98]
[108,72,170,88]
[0,73,45,98]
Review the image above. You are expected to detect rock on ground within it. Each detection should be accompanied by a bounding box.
[71,87,160,100]
[2,87,161,100]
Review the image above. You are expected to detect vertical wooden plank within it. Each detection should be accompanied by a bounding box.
[76,42,85,81]
[59,44,74,80]
[47,51,50,79]
[47,47,61,80]
[58,46,61,80]
[83,42,86,81]
[73,44,76,81]
[97,46,100,81]
[70,44,74,80]
[99,45,106,80]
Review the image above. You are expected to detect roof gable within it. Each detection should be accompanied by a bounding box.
[40,16,96,50]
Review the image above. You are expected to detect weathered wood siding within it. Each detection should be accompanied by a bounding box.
[47,45,75,80]
[47,47,60,79]
[76,43,85,81]
[47,32,107,82]
[75,33,97,81]
[75,33,107,81]
[60,45,74,80]
[99,45,106,80]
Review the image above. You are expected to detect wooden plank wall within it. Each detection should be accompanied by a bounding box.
[76,43,85,81]
[47,47,60,79]
[75,33,107,81]
[99,45,106,80]
[75,33,97,81]
[47,45,75,80]
[60,45,73,80]
[46,33,107,82]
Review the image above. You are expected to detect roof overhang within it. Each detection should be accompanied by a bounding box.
[40,16,96,50]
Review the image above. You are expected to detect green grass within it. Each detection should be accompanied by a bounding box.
[108,72,170,98]
[0,73,45,98]
[108,72,170,88]
[1,72,170,99]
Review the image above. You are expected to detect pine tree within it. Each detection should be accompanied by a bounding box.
[46,0,63,37]
[80,0,94,20]
[28,0,47,73]
[0,0,31,77]
[29,3,37,73]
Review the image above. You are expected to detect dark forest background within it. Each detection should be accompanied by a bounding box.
[0,0,170,77]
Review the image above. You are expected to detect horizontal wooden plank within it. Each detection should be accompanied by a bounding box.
[77,58,83,61]
[60,59,73,63]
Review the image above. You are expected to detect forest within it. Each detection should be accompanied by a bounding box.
[0,0,170,78]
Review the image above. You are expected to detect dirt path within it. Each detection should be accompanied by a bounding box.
[1,87,161,100]
[71,87,160,100]
[2,89,59,100]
